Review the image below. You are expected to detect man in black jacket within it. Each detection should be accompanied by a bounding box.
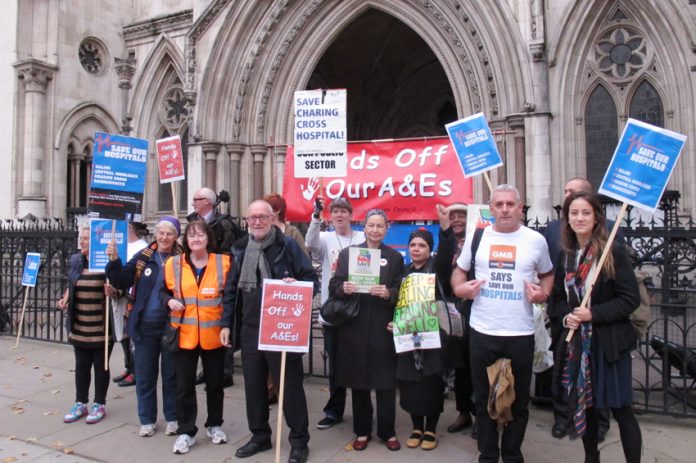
[434,202,475,434]
[220,200,318,463]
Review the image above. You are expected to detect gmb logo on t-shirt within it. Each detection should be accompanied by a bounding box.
[489,245,516,270]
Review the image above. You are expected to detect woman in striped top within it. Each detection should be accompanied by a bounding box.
[57,226,116,424]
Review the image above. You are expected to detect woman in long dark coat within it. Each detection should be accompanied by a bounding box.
[550,192,642,463]
[330,209,404,452]
[395,228,447,451]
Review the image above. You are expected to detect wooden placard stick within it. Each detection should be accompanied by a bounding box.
[274,351,288,463]
[483,171,494,195]
[13,287,30,349]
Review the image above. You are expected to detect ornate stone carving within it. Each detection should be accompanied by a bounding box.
[78,37,109,75]
[114,57,137,89]
[159,85,192,132]
[14,60,58,93]
[123,10,193,41]
[594,27,647,81]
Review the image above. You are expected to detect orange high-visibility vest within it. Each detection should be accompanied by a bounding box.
[164,253,231,350]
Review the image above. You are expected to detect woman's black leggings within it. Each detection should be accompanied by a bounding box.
[410,413,440,433]
[582,405,641,463]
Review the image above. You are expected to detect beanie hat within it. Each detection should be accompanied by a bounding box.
[158,216,181,236]
[408,227,434,251]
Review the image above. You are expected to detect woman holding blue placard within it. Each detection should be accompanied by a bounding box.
[105,217,183,438]
[550,192,642,463]
[57,225,115,425]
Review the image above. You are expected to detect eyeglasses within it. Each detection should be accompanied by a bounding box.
[245,214,272,223]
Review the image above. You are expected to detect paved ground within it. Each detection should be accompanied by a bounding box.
[0,336,693,463]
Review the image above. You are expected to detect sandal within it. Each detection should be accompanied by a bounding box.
[406,430,423,448]
[420,431,437,450]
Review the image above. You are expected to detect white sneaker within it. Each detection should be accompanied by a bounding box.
[139,423,157,437]
[206,426,227,444]
[165,421,178,436]
[173,434,195,454]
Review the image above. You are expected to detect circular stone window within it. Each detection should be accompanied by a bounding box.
[79,37,109,75]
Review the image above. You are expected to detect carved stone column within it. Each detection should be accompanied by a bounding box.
[226,143,244,217]
[508,117,527,204]
[114,56,137,135]
[251,144,266,200]
[201,142,221,191]
[14,59,58,218]
[274,145,287,194]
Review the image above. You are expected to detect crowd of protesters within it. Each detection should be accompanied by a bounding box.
[56,179,641,463]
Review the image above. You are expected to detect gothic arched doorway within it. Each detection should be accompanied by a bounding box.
[307,9,457,140]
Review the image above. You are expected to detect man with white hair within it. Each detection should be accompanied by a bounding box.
[452,184,554,463]
[221,200,318,463]
[187,187,244,255]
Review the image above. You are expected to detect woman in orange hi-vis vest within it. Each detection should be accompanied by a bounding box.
[161,220,232,455]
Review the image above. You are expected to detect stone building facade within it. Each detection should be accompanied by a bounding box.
[3,0,696,221]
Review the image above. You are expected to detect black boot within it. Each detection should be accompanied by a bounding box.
[584,451,600,463]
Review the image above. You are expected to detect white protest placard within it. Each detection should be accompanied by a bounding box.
[598,118,687,212]
[348,247,381,293]
[445,113,503,178]
[293,89,347,178]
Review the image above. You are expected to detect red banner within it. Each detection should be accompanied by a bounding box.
[283,137,473,221]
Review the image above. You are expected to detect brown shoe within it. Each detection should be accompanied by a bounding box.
[447,413,473,433]
[420,432,437,450]
[352,436,370,451]
[406,430,423,448]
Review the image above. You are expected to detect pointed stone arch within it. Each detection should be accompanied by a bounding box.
[549,0,695,208]
[129,34,191,218]
[52,102,119,216]
[193,1,531,206]
[130,34,186,137]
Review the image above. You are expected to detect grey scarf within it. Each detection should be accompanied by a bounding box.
[238,228,276,292]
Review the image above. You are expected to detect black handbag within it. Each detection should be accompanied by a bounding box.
[435,278,466,338]
[161,312,183,353]
[320,294,360,326]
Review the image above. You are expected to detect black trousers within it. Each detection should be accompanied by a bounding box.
[454,337,475,414]
[241,328,309,448]
[322,324,346,420]
[352,388,395,441]
[119,338,134,373]
[470,329,534,463]
[175,346,225,436]
[73,344,113,404]
[582,406,641,463]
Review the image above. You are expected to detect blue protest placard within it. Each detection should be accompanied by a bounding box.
[445,113,503,178]
[599,118,687,212]
[21,253,41,287]
[88,219,128,272]
[89,132,148,221]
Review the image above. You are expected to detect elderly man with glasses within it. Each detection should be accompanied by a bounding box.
[220,200,318,463]
[187,187,245,255]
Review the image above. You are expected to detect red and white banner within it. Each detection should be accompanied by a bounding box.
[156,135,185,183]
[258,279,314,353]
[284,137,473,221]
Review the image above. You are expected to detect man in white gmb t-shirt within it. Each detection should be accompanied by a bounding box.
[451,184,554,463]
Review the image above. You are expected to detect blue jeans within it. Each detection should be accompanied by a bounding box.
[133,321,176,425]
